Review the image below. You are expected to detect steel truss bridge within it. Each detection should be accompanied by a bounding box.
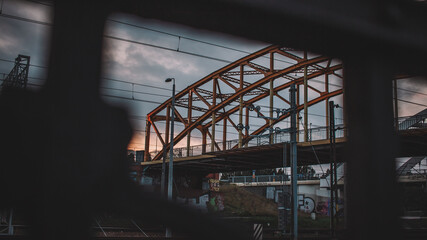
[145,45,343,161]
[143,45,427,173]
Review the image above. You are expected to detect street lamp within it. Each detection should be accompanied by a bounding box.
[165,78,175,202]
[165,78,175,238]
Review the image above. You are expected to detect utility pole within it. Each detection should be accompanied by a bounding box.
[290,83,298,240]
[393,79,399,130]
[303,51,308,142]
[329,101,338,237]
[165,78,176,238]
[278,142,288,235]
[161,145,167,197]
[248,84,297,238]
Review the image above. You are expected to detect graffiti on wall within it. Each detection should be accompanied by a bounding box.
[298,194,316,213]
[208,193,224,212]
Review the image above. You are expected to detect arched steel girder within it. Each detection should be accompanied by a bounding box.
[237,88,342,148]
[203,64,343,130]
[147,45,280,119]
[145,45,343,161]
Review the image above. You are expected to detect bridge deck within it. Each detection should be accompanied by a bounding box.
[141,128,427,173]
[141,138,347,173]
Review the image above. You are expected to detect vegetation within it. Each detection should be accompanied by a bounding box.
[219,184,277,216]
[216,183,339,230]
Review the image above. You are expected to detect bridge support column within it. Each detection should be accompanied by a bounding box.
[211,79,217,152]
[269,79,274,144]
[270,51,274,144]
[245,107,249,147]
[325,74,329,139]
[211,113,216,152]
[223,118,227,151]
[239,65,244,148]
[289,83,298,240]
[144,120,151,161]
[202,129,207,154]
[393,79,399,130]
[187,91,192,157]
[344,55,399,239]
[304,51,308,142]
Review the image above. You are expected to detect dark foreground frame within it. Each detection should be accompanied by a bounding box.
[1,0,427,239]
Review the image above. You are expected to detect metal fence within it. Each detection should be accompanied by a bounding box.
[397,113,427,130]
[150,124,346,159]
[150,112,427,160]
[224,173,321,184]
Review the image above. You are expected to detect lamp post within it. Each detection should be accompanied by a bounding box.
[165,77,175,201]
[165,77,175,238]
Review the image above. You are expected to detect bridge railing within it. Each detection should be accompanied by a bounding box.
[223,169,426,184]
[397,113,427,130]
[148,110,427,160]
[149,125,347,159]
[224,173,321,184]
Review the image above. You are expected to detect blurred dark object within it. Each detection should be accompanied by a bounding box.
[1,0,427,239]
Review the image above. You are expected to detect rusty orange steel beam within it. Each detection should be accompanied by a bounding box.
[203,63,343,129]
[151,122,165,146]
[226,116,239,133]
[174,107,187,126]
[146,45,280,119]
[275,49,302,62]
[193,88,211,108]
[150,54,332,160]
[237,89,343,148]
[206,130,221,151]
[196,56,332,128]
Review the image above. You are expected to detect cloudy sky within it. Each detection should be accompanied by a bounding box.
[1,0,426,164]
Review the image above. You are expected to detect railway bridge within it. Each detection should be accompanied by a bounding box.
[142,45,427,174]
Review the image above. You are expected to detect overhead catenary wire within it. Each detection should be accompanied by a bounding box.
[297,112,331,186]
[1,74,425,119]
[22,0,294,65]
[26,0,52,7]
[1,9,426,115]
[105,35,232,64]
[0,10,335,71]
[394,98,427,108]
[2,5,427,99]
[3,11,425,107]
[0,76,343,122]
[0,12,234,64]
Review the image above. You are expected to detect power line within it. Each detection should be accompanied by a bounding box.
[0,72,344,122]
[26,0,52,7]
[396,98,427,108]
[0,71,177,93]
[105,35,232,63]
[102,77,172,91]
[0,13,343,95]
[102,94,163,105]
[397,87,427,97]
[0,12,51,26]
[100,86,171,98]
[2,11,425,112]
[22,0,282,65]
[106,19,299,66]
[0,12,234,64]
[4,3,427,101]
[107,19,258,56]
[0,58,48,69]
